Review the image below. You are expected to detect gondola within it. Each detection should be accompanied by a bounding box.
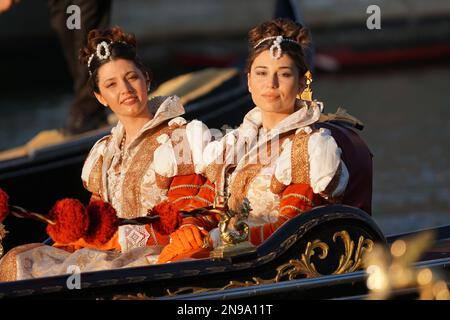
[0,204,448,300]
[2,1,448,300]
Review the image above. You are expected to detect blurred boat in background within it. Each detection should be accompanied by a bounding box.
[1,0,449,75]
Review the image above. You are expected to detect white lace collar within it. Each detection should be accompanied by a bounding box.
[239,100,322,140]
[110,95,184,150]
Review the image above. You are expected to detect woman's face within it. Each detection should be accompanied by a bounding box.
[94,58,150,120]
[248,50,304,115]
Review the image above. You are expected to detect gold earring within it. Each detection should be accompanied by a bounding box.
[298,71,313,101]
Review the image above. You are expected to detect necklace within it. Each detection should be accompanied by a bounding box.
[112,133,127,175]
[120,133,126,160]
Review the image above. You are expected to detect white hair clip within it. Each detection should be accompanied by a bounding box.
[253,35,299,60]
[96,41,111,60]
[87,41,112,76]
[87,54,95,75]
[270,35,283,60]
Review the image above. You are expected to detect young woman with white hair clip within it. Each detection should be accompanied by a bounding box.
[0,27,213,280]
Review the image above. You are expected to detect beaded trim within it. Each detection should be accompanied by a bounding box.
[253,35,299,60]
[200,183,215,192]
[169,184,201,191]
[194,195,214,206]
[281,193,315,206]
[87,41,112,76]
[96,41,111,60]
[173,195,195,204]
[280,205,304,214]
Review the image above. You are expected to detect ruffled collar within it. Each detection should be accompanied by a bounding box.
[229,100,322,170]
[239,100,322,140]
[110,95,184,151]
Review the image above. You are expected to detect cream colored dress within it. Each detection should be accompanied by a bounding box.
[202,101,349,247]
[0,96,211,281]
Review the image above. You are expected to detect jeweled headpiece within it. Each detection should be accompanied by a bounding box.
[253,35,299,60]
[87,41,112,76]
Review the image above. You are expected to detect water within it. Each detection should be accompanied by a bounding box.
[1,63,449,235]
[315,64,450,234]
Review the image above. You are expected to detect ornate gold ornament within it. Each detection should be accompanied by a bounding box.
[276,239,329,279]
[299,71,313,101]
[114,230,374,299]
[275,230,374,279]
[166,277,275,297]
[333,230,374,274]
[210,197,256,259]
[219,198,251,245]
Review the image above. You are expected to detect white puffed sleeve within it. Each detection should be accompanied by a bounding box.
[202,129,240,170]
[333,161,349,198]
[185,120,212,173]
[274,139,292,185]
[168,116,187,127]
[81,136,109,186]
[308,128,347,195]
[202,140,225,167]
[153,134,178,177]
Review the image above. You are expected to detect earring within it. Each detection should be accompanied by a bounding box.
[298,71,313,101]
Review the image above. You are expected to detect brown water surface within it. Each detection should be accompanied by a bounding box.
[315,65,450,234]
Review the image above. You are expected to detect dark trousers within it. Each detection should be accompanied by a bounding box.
[47,0,112,133]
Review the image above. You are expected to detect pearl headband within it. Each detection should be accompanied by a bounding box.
[87,41,111,76]
[253,35,299,60]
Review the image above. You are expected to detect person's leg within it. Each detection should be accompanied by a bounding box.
[47,0,112,134]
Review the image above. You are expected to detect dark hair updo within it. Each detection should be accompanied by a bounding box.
[246,18,310,76]
[79,26,152,93]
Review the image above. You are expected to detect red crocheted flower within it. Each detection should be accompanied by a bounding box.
[46,198,89,244]
[84,200,119,246]
[0,188,9,223]
[151,201,182,235]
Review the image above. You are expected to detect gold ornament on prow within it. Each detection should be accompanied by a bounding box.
[210,197,256,259]
[299,71,313,102]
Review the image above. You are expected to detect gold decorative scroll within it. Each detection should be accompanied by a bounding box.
[332,231,374,275]
[275,239,329,280]
[173,231,372,297]
[113,230,374,299]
